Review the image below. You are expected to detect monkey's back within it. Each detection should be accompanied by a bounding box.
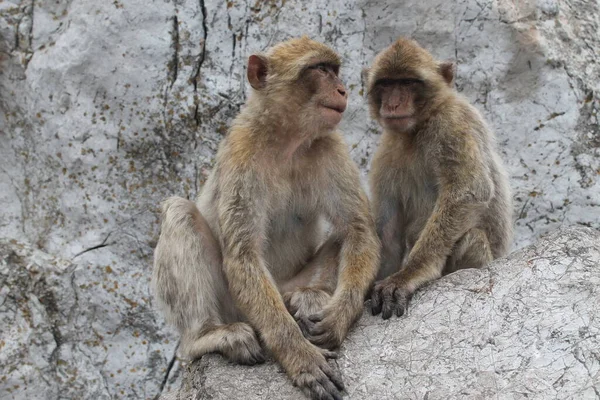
[451,96,514,258]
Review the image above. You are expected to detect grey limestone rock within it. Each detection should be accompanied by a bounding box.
[1,0,599,398]
[164,226,600,400]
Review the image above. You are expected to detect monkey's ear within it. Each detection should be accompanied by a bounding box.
[247,55,269,90]
[439,61,455,86]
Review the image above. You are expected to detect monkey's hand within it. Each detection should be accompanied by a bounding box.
[299,311,344,350]
[284,288,331,321]
[281,340,345,400]
[370,275,412,319]
[299,296,360,350]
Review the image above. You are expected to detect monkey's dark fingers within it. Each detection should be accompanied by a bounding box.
[307,322,327,336]
[320,363,345,392]
[299,370,343,400]
[246,334,266,363]
[297,316,318,338]
[308,312,324,323]
[316,377,344,400]
[251,349,266,364]
[319,348,339,359]
[370,286,383,315]
[300,381,335,400]
[380,285,397,320]
[394,289,408,317]
[307,332,331,347]
[302,381,341,400]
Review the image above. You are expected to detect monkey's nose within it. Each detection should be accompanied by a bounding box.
[337,88,346,97]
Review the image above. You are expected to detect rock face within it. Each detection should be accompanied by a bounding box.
[0,0,599,399]
[0,239,175,399]
[164,226,600,400]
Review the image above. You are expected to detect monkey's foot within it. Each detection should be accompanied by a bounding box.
[283,287,331,322]
[182,322,265,365]
[219,322,266,365]
[283,342,345,400]
[298,294,361,351]
[370,277,412,319]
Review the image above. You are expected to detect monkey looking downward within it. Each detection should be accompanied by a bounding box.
[153,37,380,400]
[366,38,513,320]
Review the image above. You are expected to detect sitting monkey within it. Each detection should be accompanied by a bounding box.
[153,37,380,400]
[365,38,513,319]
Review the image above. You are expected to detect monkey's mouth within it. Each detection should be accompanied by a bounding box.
[382,114,414,120]
[321,104,346,114]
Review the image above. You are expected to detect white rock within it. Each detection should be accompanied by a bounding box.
[164,226,600,400]
[0,0,599,398]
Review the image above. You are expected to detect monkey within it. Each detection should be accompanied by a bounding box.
[364,38,513,320]
[152,37,380,400]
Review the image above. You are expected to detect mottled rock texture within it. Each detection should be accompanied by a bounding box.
[0,0,598,399]
[164,227,600,400]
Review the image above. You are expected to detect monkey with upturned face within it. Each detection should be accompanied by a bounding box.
[153,37,380,400]
[365,38,513,319]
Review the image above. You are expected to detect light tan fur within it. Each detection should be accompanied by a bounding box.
[366,38,513,319]
[153,37,379,400]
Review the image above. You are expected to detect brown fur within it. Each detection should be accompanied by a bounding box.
[366,38,513,319]
[152,37,379,399]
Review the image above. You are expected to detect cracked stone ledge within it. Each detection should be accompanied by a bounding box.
[162,226,600,400]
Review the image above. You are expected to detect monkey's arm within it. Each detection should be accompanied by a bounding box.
[373,187,405,280]
[218,178,309,351]
[304,158,380,349]
[371,134,493,319]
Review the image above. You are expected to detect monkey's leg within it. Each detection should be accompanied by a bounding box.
[443,228,493,275]
[282,239,340,321]
[153,197,265,365]
[180,322,265,365]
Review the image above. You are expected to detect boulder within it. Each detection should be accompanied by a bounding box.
[1,0,599,398]
[164,227,600,399]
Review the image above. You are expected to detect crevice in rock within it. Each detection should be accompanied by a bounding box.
[168,15,179,89]
[156,341,179,399]
[28,0,35,48]
[72,232,113,258]
[14,17,22,51]
[35,278,64,366]
[192,0,209,127]
[23,0,35,69]
[231,32,236,59]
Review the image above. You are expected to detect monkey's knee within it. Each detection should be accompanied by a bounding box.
[161,196,196,221]
[444,228,493,274]
[153,196,227,331]
[283,287,331,319]
[180,322,265,365]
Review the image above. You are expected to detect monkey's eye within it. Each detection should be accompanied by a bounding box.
[376,78,423,87]
[375,79,395,87]
[309,63,334,74]
[401,78,424,85]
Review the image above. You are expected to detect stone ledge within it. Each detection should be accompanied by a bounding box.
[163,226,600,400]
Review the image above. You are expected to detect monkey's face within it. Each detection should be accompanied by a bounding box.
[366,38,454,134]
[246,37,347,135]
[297,61,348,130]
[370,77,425,133]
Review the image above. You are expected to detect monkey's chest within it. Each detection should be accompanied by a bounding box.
[397,168,438,239]
[264,207,323,279]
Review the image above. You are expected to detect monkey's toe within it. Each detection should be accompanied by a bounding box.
[371,278,413,319]
[295,363,345,400]
[222,324,265,365]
